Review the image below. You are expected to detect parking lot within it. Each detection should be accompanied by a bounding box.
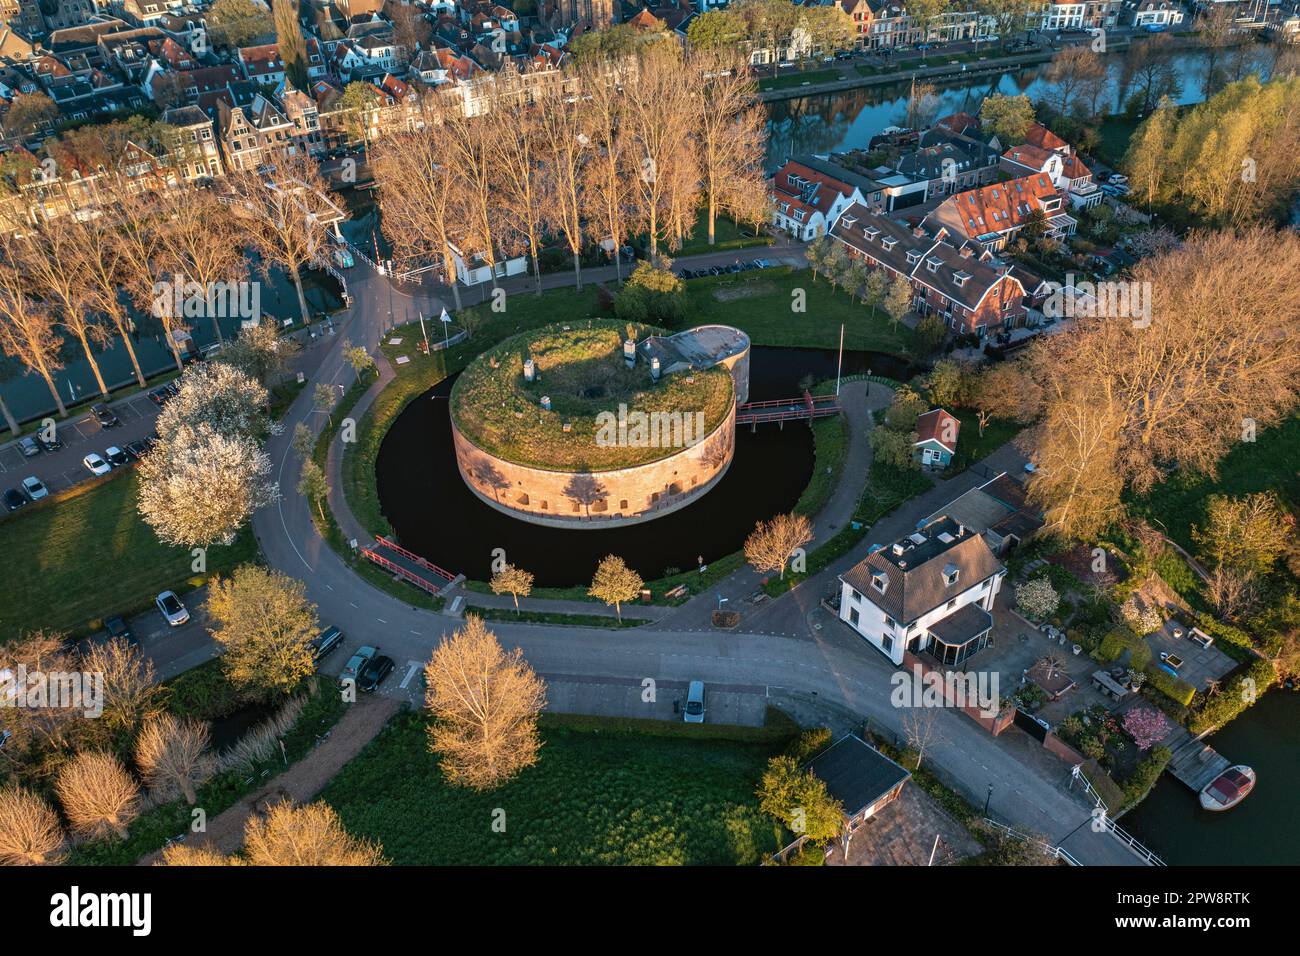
[0,392,162,498]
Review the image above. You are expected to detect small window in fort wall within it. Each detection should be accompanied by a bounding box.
[517,493,530,506]
[620,500,628,510]
[572,502,581,512]
[650,492,660,504]
[690,475,698,487]
[540,500,548,510]
[592,500,607,513]
[668,483,682,495]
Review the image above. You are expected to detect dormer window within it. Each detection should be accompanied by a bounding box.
[905,250,921,265]
[926,257,941,272]
[943,563,960,587]
[953,271,971,286]
[871,569,888,593]
[864,226,880,241]
[881,237,897,251]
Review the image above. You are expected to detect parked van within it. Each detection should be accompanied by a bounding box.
[684,681,706,724]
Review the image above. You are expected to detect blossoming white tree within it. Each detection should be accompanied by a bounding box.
[1015,577,1060,622]
[137,423,277,547]
[156,362,270,443]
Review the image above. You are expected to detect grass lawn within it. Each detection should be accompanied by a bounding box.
[1094,115,1144,168]
[758,69,840,91]
[949,410,1020,474]
[1126,417,1300,552]
[465,606,650,628]
[320,711,790,865]
[670,210,772,258]
[685,267,915,355]
[0,471,256,643]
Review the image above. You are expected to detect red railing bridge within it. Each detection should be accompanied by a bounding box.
[735,391,842,427]
[361,535,458,594]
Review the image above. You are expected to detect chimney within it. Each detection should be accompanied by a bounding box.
[523,357,536,382]
[540,395,551,411]
[650,357,660,382]
[623,338,636,367]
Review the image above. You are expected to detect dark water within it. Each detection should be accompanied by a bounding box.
[766,50,1225,168]
[376,346,912,586]
[1120,689,1300,865]
[0,256,345,424]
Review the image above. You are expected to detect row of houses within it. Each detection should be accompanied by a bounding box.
[769,112,1103,336]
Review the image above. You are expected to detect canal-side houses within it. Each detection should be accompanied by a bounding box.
[923,172,1078,252]
[829,205,1029,334]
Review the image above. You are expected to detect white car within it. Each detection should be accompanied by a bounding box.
[976,34,999,43]
[20,476,48,500]
[683,681,706,724]
[155,590,190,627]
[82,453,112,477]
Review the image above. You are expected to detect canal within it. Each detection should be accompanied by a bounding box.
[1120,689,1299,865]
[765,48,1237,167]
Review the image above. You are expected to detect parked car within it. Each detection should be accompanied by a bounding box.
[1107,173,1129,186]
[148,388,171,406]
[20,476,47,501]
[105,446,130,468]
[358,655,395,693]
[104,615,137,646]
[37,433,63,452]
[90,403,120,428]
[684,680,706,724]
[310,626,345,664]
[163,381,181,398]
[340,645,379,687]
[3,488,27,511]
[17,436,41,458]
[976,34,999,43]
[124,440,150,460]
[155,590,190,626]
[82,453,112,477]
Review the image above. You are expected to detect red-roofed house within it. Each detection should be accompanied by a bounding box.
[914,408,960,469]
[770,158,867,241]
[238,43,285,87]
[922,173,1076,252]
[1001,123,1102,209]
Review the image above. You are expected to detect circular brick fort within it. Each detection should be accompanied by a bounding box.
[450,320,750,528]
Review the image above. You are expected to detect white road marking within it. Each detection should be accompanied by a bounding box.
[376,618,387,624]
[399,661,420,689]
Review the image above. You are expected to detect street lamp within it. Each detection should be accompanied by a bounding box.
[983,784,994,816]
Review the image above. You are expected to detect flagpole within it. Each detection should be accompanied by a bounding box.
[418,312,429,352]
[836,323,844,396]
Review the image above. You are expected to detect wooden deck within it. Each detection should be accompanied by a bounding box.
[1166,732,1233,792]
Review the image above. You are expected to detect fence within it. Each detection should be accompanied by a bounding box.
[1068,765,1166,866]
[980,817,1082,866]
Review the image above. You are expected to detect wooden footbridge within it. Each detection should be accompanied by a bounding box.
[1165,731,1233,792]
[735,391,841,428]
[361,535,461,594]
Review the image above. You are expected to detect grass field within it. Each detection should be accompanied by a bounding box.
[758,69,840,91]
[321,712,789,865]
[670,210,773,258]
[0,471,256,642]
[465,606,650,628]
[685,267,915,355]
[950,410,1021,474]
[1127,417,1300,551]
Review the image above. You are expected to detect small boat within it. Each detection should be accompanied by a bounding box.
[1199,765,1256,812]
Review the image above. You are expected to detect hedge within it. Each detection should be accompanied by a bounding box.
[1121,746,1172,810]
[1188,659,1277,735]
[1143,663,1196,708]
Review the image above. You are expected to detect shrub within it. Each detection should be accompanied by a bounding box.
[1188,660,1277,734]
[1143,664,1196,708]
[1119,596,1163,635]
[1121,746,1172,810]
[1016,578,1060,621]
[1121,707,1171,750]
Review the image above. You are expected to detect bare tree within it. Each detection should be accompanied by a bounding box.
[155,186,249,344]
[423,615,547,790]
[439,96,507,289]
[242,801,387,865]
[902,707,941,771]
[0,234,66,416]
[77,636,161,743]
[0,786,66,865]
[73,207,149,388]
[688,48,769,247]
[112,188,189,371]
[17,216,112,397]
[230,151,336,327]
[488,65,548,294]
[535,73,588,289]
[159,843,239,866]
[581,58,634,282]
[55,751,141,841]
[135,713,216,805]
[744,512,814,580]
[372,109,464,310]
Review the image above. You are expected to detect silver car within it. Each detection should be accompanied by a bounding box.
[684,681,706,724]
[20,476,48,500]
[155,590,190,627]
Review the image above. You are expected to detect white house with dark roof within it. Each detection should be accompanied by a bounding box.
[838,515,1006,666]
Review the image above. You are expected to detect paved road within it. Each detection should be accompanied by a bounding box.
[37,240,1145,865]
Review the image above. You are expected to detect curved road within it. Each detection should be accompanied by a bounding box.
[247,252,1147,867]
